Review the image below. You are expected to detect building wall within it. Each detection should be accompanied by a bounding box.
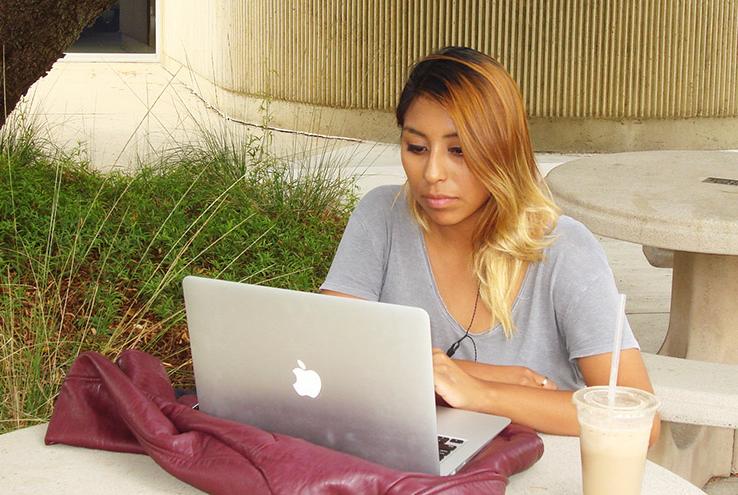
[159,0,738,151]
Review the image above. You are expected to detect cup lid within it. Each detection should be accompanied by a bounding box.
[573,386,660,413]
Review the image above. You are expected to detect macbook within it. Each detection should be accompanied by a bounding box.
[182,275,510,475]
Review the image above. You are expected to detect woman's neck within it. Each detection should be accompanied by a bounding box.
[425,221,476,254]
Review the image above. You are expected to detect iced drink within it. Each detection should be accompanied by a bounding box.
[573,386,660,495]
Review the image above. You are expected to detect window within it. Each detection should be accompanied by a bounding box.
[67,0,157,56]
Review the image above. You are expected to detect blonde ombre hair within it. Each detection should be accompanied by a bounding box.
[396,47,559,338]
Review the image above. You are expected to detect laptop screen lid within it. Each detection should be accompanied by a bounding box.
[183,275,442,473]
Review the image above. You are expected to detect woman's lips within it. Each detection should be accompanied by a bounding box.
[423,195,457,209]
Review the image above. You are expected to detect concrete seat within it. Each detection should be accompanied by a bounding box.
[642,245,674,268]
[643,353,738,428]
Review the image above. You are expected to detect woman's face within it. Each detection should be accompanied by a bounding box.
[400,96,491,235]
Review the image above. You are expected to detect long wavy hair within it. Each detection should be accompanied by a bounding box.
[396,46,559,338]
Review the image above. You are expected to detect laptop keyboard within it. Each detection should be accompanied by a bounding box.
[437,435,466,461]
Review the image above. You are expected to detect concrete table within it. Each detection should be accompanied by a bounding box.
[546,151,738,362]
[508,434,705,495]
[545,150,738,485]
[0,424,705,494]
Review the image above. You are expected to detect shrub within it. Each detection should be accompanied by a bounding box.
[0,117,357,432]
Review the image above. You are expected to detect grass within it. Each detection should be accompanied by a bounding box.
[0,112,358,433]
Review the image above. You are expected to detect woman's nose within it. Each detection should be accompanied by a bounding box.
[423,149,448,183]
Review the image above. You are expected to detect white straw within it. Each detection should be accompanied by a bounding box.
[608,294,627,406]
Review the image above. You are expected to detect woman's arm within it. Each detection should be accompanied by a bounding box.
[453,359,559,390]
[578,349,661,445]
[433,349,577,435]
[434,348,661,445]
[320,289,360,299]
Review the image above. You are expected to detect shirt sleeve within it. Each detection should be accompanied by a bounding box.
[552,221,640,361]
[319,188,391,301]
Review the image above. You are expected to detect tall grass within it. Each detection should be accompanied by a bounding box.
[0,113,357,433]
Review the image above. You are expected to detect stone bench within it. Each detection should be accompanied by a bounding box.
[643,352,738,489]
[642,245,674,269]
[643,352,738,428]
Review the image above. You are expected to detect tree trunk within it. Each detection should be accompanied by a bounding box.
[0,0,116,128]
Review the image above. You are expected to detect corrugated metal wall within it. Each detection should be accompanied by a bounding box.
[162,0,738,119]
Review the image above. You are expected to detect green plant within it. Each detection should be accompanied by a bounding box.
[0,112,357,433]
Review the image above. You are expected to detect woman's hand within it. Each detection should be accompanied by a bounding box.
[454,359,558,390]
[433,348,579,434]
[499,365,559,390]
[432,348,491,410]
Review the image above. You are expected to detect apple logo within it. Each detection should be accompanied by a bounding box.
[292,359,322,398]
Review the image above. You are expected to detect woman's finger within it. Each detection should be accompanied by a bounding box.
[537,375,558,390]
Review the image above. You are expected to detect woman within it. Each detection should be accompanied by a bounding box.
[321,46,659,442]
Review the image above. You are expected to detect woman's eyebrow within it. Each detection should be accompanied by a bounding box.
[402,126,426,138]
[402,126,459,139]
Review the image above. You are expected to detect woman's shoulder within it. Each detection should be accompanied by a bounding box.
[359,184,404,206]
[544,215,609,265]
[530,216,615,306]
[551,215,598,245]
[352,184,407,221]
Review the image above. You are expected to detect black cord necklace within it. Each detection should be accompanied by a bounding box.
[445,286,480,361]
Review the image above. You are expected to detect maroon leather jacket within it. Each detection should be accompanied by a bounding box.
[45,350,544,494]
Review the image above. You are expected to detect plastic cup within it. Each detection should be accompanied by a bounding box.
[573,386,660,495]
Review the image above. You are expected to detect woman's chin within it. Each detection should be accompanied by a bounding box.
[423,211,466,229]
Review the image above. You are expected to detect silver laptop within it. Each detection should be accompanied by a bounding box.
[182,276,510,475]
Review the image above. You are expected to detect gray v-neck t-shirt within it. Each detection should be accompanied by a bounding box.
[320,185,638,390]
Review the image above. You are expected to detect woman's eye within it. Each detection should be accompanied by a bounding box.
[449,147,463,156]
[406,144,427,154]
